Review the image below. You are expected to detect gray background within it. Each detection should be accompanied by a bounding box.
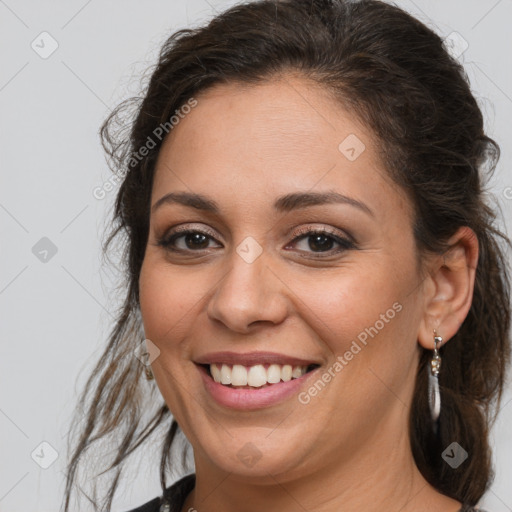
[1,1,511,511]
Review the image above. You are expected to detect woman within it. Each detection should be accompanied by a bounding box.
[62,1,511,511]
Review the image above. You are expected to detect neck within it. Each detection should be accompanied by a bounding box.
[182,426,461,512]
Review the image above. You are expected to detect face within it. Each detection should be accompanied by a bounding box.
[139,74,428,483]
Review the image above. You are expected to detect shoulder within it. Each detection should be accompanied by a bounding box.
[124,474,196,512]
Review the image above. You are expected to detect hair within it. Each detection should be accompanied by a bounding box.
[63,0,512,510]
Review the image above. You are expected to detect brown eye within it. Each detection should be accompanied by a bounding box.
[287,229,356,257]
[157,229,222,252]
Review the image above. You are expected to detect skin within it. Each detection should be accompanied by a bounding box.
[138,72,479,512]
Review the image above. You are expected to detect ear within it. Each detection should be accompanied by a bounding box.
[417,226,479,350]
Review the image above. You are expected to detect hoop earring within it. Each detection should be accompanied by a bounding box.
[428,330,442,432]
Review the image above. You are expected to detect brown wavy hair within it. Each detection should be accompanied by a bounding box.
[62,0,511,510]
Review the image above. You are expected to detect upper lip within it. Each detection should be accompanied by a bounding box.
[194,351,321,367]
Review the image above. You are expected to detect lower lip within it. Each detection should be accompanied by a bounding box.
[197,365,319,410]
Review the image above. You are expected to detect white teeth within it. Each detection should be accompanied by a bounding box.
[209,363,310,387]
[220,364,232,385]
[211,364,221,383]
[267,364,281,383]
[247,365,267,387]
[231,364,248,386]
[291,365,303,378]
[281,364,292,382]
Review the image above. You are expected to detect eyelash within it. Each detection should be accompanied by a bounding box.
[156,225,356,258]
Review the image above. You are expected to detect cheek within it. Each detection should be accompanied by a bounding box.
[138,258,194,343]
[291,261,405,342]
[292,254,420,393]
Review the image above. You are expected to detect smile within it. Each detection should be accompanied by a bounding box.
[207,363,316,388]
[194,352,321,410]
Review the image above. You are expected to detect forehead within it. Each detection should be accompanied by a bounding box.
[152,74,411,220]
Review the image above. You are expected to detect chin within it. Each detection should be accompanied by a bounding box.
[189,425,316,481]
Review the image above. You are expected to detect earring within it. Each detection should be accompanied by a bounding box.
[145,365,154,380]
[428,330,442,431]
[139,337,155,380]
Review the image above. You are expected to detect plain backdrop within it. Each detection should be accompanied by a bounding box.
[1,1,511,511]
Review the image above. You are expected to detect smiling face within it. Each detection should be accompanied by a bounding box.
[138,73,430,483]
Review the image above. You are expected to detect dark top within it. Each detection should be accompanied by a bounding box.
[124,473,487,512]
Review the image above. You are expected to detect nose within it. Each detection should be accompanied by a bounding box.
[206,248,289,333]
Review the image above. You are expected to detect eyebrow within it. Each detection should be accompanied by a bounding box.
[151,190,374,217]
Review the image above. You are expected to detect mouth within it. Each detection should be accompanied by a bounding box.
[198,362,320,389]
[194,351,323,409]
